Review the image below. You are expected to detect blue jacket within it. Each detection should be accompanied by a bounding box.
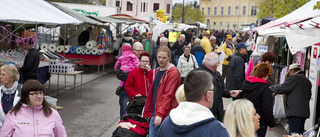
[158,102,229,137]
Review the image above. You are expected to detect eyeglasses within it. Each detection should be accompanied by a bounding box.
[134,49,144,52]
[29,91,44,96]
[205,89,214,96]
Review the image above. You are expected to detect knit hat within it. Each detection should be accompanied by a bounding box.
[122,44,132,52]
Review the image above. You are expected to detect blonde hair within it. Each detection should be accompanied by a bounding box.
[1,64,20,81]
[224,99,256,137]
[175,84,186,103]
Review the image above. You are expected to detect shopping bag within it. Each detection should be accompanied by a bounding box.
[273,94,286,118]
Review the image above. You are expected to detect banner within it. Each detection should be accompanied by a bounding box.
[169,32,177,43]
[156,9,165,19]
[159,15,168,23]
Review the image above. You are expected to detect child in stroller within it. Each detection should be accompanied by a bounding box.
[112,96,149,137]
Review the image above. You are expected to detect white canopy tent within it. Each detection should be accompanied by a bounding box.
[0,0,81,25]
[254,0,320,37]
[152,22,197,42]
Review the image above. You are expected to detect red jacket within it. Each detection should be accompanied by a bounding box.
[125,68,153,100]
[143,64,181,120]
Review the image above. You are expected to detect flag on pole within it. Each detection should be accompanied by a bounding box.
[156,9,165,19]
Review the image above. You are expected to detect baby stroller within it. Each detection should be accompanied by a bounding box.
[112,96,149,137]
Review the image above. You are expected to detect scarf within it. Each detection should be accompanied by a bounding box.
[1,81,18,95]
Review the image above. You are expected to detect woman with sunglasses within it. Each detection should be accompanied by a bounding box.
[0,80,67,137]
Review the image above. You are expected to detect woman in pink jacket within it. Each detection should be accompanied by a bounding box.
[0,80,67,137]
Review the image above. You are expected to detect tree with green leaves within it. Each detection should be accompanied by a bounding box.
[172,3,205,24]
[258,0,310,19]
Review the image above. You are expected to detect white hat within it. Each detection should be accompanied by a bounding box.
[288,64,300,70]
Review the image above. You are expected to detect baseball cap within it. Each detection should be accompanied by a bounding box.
[205,30,210,35]
[226,35,232,40]
[236,42,249,49]
[288,64,301,70]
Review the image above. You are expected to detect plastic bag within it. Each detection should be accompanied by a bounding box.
[273,94,286,118]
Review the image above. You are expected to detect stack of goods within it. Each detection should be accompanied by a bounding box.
[49,60,74,73]
[54,40,107,55]
[41,50,65,60]
[0,51,25,67]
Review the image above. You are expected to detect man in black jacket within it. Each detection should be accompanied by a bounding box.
[226,42,248,99]
[20,39,39,83]
[270,64,311,135]
[193,52,240,121]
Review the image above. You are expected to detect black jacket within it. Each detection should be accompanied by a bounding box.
[170,41,187,56]
[242,76,275,127]
[226,51,246,90]
[270,71,311,118]
[193,64,231,121]
[20,49,40,78]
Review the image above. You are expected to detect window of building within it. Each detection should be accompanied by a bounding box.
[214,7,217,16]
[127,2,132,11]
[219,22,223,30]
[167,4,170,13]
[116,1,121,11]
[221,7,224,16]
[153,3,159,11]
[208,7,211,15]
[213,21,216,29]
[227,22,230,29]
[227,6,231,15]
[243,6,246,15]
[141,2,146,12]
[207,19,210,29]
[202,7,204,14]
[233,22,237,30]
[251,6,257,16]
[235,6,238,16]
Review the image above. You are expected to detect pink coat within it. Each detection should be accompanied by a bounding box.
[114,51,140,72]
[0,104,67,137]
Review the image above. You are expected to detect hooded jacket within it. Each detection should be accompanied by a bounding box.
[242,76,275,127]
[200,36,211,53]
[221,42,235,65]
[0,104,67,137]
[114,51,140,72]
[226,51,246,90]
[143,64,181,120]
[158,102,229,137]
[125,67,153,99]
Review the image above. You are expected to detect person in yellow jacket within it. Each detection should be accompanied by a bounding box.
[221,34,235,80]
[201,30,211,53]
[210,36,219,52]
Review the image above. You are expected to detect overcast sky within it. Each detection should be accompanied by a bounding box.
[172,0,200,4]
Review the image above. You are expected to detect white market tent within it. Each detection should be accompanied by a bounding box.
[0,0,81,25]
[252,0,320,54]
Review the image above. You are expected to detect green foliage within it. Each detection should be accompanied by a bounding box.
[172,3,205,24]
[314,1,320,10]
[257,0,310,19]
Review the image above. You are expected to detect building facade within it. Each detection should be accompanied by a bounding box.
[106,0,172,21]
[200,0,260,30]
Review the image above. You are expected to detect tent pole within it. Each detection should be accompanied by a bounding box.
[63,24,67,58]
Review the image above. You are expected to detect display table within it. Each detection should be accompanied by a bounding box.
[49,71,83,101]
[57,53,114,73]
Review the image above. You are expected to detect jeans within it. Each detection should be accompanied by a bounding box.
[256,122,267,137]
[119,89,130,120]
[174,55,179,66]
[288,116,306,135]
[149,116,160,137]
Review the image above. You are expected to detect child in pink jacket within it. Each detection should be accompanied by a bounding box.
[114,44,140,87]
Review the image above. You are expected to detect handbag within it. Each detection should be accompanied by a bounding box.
[191,55,196,69]
[273,94,286,119]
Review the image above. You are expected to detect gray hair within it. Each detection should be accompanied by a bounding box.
[210,36,216,40]
[160,37,168,43]
[202,52,219,67]
[194,38,201,44]
[180,34,186,38]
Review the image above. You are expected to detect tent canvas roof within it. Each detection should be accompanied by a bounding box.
[51,3,103,26]
[0,0,81,25]
[108,14,149,23]
[89,16,136,24]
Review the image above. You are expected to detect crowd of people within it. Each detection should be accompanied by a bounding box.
[114,27,311,137]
